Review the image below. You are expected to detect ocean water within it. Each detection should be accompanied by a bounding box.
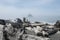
[28,16,60,23]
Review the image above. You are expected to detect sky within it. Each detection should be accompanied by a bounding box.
[0,0,60,19]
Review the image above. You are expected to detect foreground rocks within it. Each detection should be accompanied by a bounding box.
[0,18,60,40]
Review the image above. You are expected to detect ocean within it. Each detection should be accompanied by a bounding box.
[28,16,60,23]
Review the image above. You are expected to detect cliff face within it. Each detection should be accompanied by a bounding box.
[0,25,4,40]
[49,31,60,40]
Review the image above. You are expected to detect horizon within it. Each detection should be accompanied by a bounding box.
[0,0,60,22]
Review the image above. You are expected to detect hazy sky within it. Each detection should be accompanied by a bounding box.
[0,0,60,19]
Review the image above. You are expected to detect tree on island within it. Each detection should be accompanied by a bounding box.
[54,20,60,31]
[54,20,60,27]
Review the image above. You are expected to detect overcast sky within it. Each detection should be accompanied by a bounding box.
[0,0,60,19]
